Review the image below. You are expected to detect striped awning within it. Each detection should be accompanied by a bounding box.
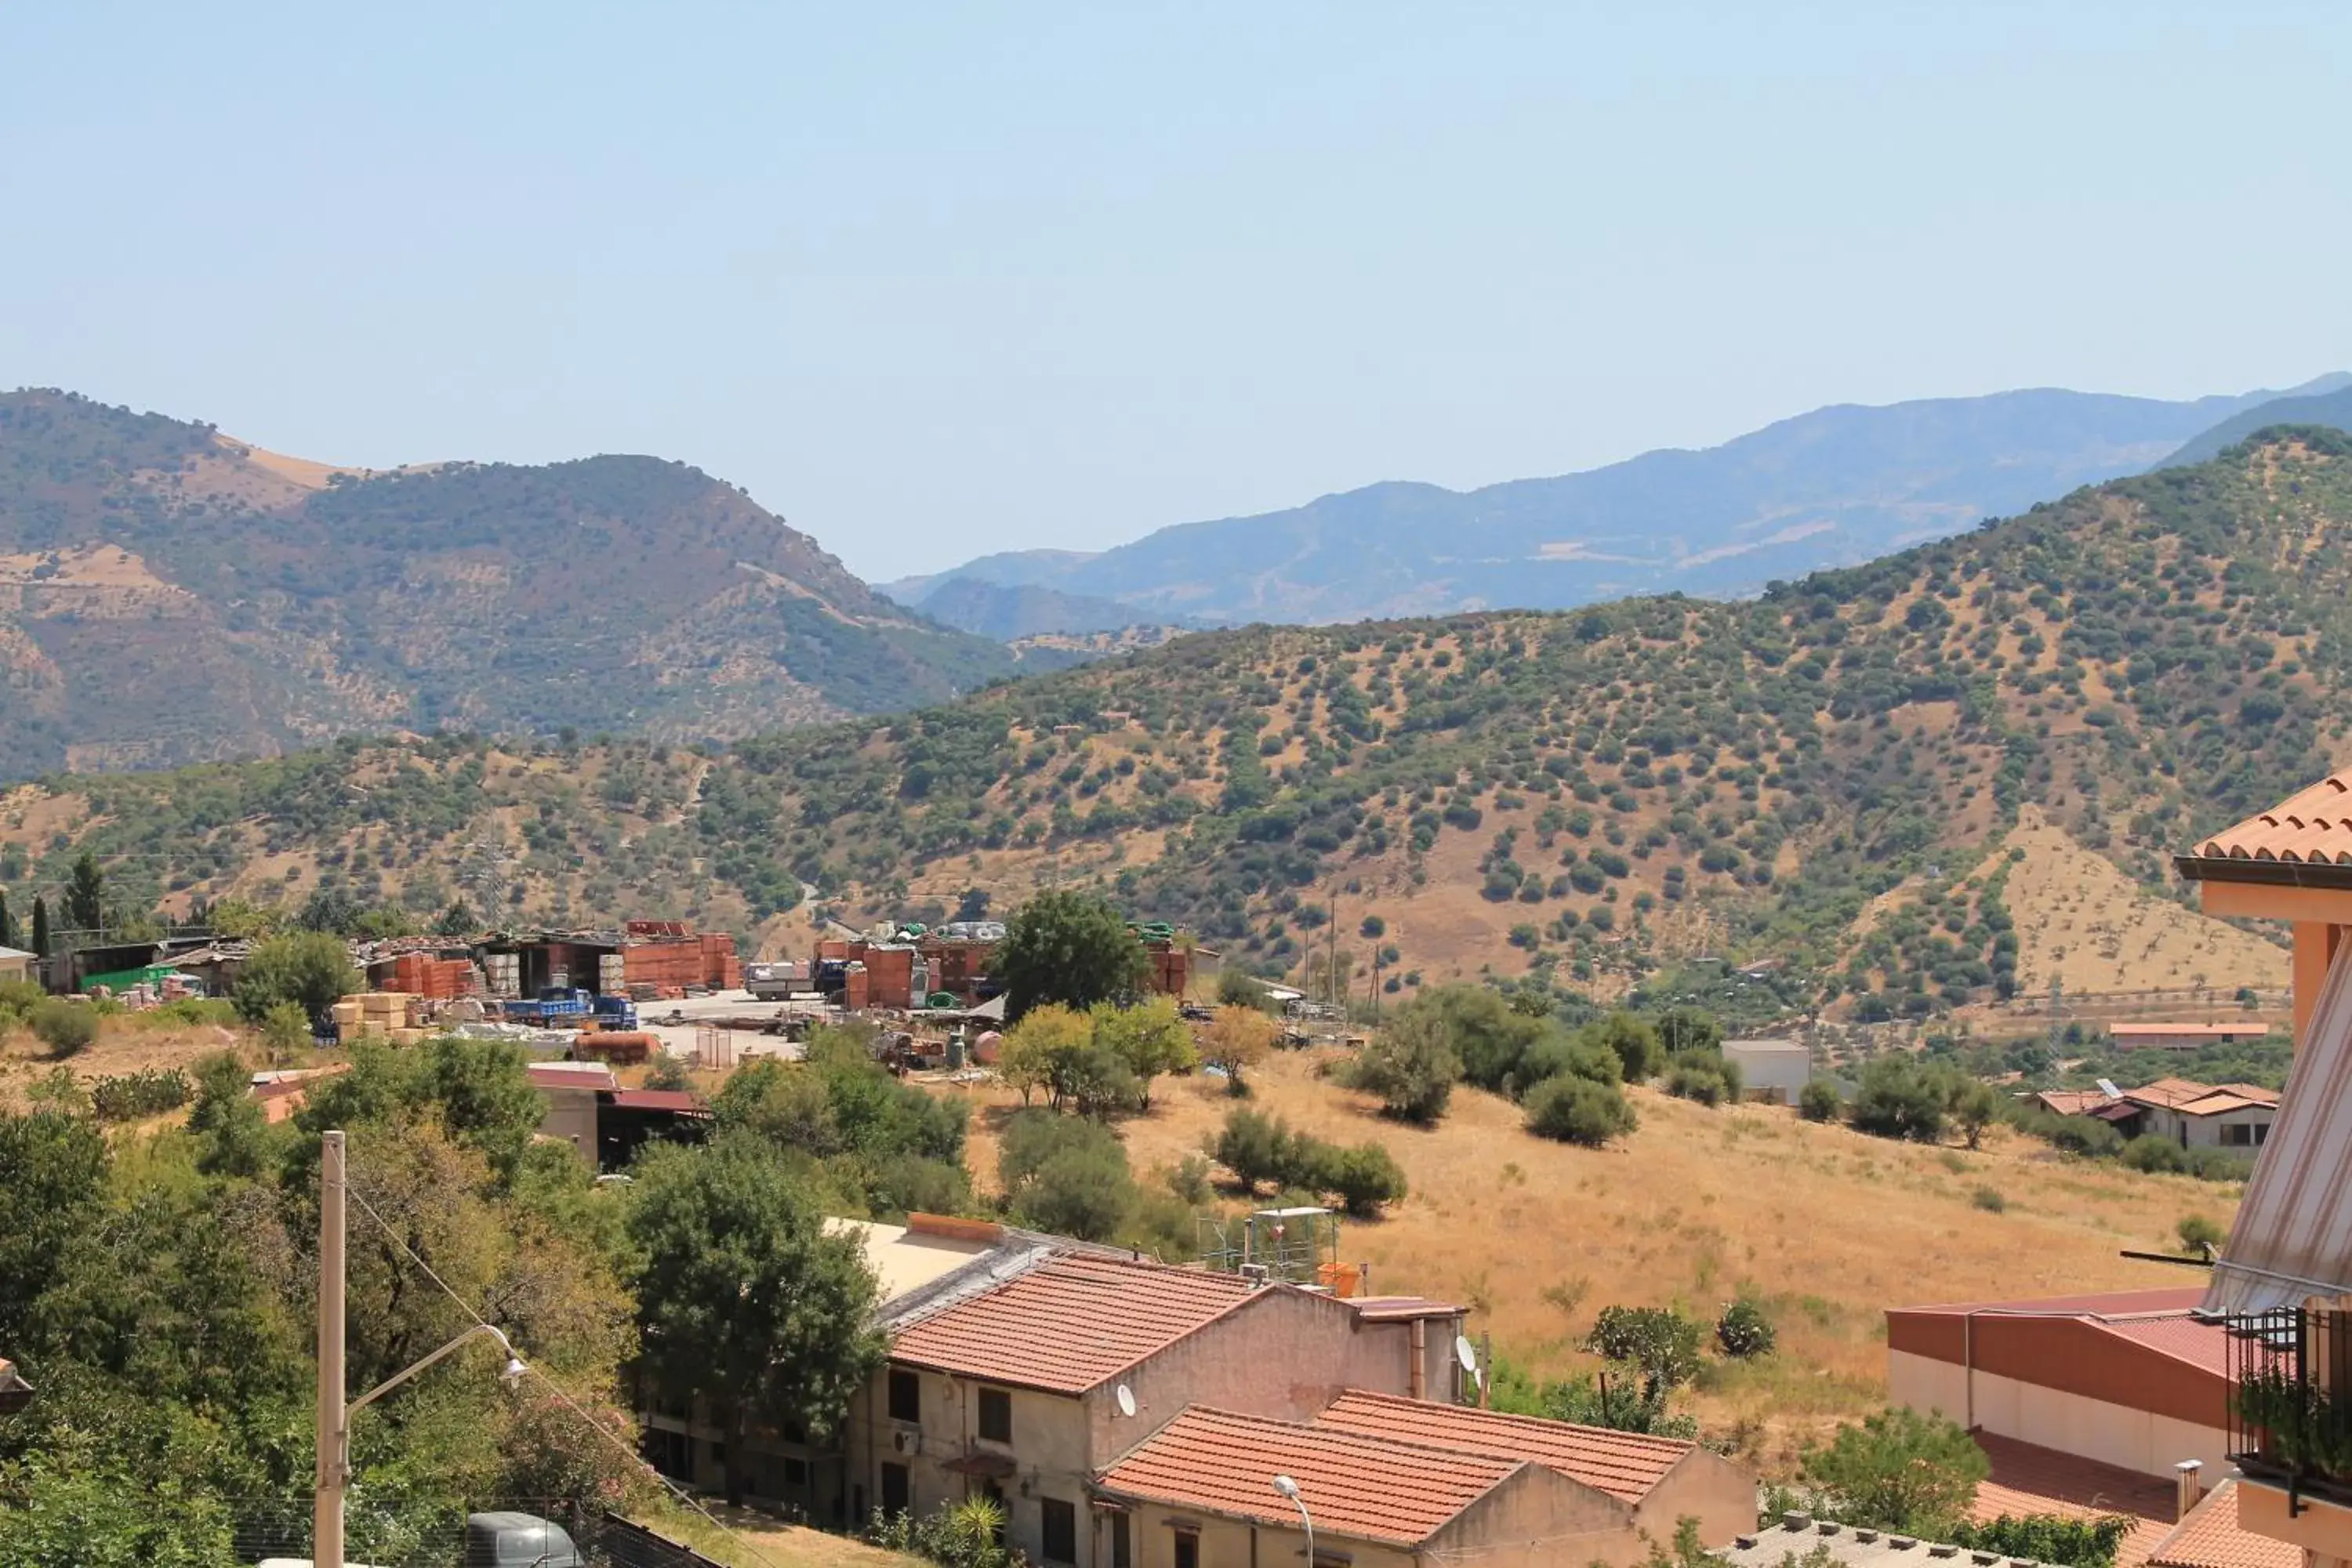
[2203,943,2352,1316]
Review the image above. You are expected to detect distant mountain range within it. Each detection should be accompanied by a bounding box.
[0,390,1066,779]
[2163,383,2352,468]
[888,373,2352,626]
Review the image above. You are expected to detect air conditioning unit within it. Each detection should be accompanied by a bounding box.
[893,1428,923,1455]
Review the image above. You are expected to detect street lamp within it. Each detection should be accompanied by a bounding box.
[1272,1475,1315,1568]
[314,1130,528,1568]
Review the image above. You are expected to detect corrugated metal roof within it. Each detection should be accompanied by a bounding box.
[1312,1389,1690,1502]
[1095,1406,1517,1545]
[2147,1481,2299,1568]
[887,1254,1257,1393]
[2205,945,2352,1316]
[2190,771,2352,864]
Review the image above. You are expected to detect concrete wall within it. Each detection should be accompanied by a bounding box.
[1634,1448,1762,1548]
[1088,1290,1427,1462]
[1114,1504,1416,1568]
[1724,1042,1811,1101]
[1425,1465,1643,1568]
[534,1087,598,1163]
[1888,1348,2229,1478]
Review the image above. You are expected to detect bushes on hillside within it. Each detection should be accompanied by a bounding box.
[28,999,96,1058]
[1663,1048,1741,1107]
[89,1069,192,1123]
[1210,1108,1407,1218]
[1798,1076,1842,1122]
[999,1111,1135,1240]
[1523,1075,1637,1147]
[1715,1298,1776,1359]
[1346,1009,1460,1123]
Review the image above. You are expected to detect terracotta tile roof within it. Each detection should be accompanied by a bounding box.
[887,1254,1256,1394]
[1095,1406,1517,1545]
[1970,1434,2174,1568]
[2038,1089,2121,1116]
[2125,1077,2220,1110]
[2176,1091,2275,1117]
[1312,1389,1690,1503]
[2147,1480,2299,1568]
[2190,771,2352,865]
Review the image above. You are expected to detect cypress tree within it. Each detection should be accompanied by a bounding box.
[30,895,49,958]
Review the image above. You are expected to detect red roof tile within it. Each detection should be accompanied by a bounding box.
[2147,1480,2299,1568]
[2190,771,2352,865]
[1096,1406,1517,1545]
[1312,1389,1689,1503]
[2098,1315,2231,1377]
[604,1088,707,1113]
[888,1254,1256,1394]
[1971,1434,2175,1568]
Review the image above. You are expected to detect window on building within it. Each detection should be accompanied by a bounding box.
[1041,1499,1077,1565]
[880,1462,910,1515]
[1174,1528,1200,1568]
[888,1369,921,1423]
[978,1387,1012,1443]
[1110,1512,1131,1568]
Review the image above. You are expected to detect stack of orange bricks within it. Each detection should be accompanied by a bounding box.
[621,931,738,997]
[387,953,476,1000]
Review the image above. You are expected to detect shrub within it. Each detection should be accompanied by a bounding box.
[1800,1408,1988,1536]
[2177,1214,2226,1254]
[89,1068,193,1123]
[1949,1515,2135,1568]
[1321,1142,1409,1218]
[1163,1153,1213,1205]
[1971,1185,2007,1214]
[1715,1298,1776,1359]
[1798,1078,1842,1122]
[1348,1010,1461,1124]
[1587,1305,1702,1399]
[1524,1075,1636,1146]
[30,998,97,1058]
[1849,1056,1950,1142]
[1214,1107,1304,1192]
[234,931,361,1024]
[1582,1012,1663,1080]
[998,1110,1134,1240]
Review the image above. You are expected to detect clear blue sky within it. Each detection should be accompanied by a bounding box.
[2,3,2346,580]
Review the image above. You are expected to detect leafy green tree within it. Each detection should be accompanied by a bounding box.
[1850,1057,1952,1142]
[1716,1298,1777,1359]
[1093,996,1198,1105]
[1950,1515,2134,1568]
[434,897,480,936]
[630,1134,884,1505]
[1801,1408,1990,1536]
[1582,1012,1664,1080]
[996,1003,1101,1110]
[233,931,358,1024]
[1348,1008,1461,1124]
[1654,1006,1722,1057]
[64,851,106,935]
[1201,1004,1279,1092]
[0,1110,107,1349]
[1798,1077,1842,1123]
[1949,1078,1999,1149]
[1587,1305,1702,1403]
[260,1000,312,1061]
[186,1051,281,1180]
[999,1110,1136,1240]
[1321,1142,1408,1218]
[996,890,1149,1019]
[1523,1074,1636,1146]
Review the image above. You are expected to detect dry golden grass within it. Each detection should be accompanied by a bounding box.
[2002,806,2288,996]
[644,1502,924,1568]
[1051,1047,2239,1474]
[0,1014,249,1111]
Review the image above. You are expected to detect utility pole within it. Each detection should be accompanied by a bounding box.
[316,1130,347,1568]
[1327,887,1340,1014]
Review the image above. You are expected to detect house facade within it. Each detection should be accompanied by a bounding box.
[844,1253,1466,1566]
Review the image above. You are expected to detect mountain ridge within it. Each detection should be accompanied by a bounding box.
[0,389,1062,779]
[907,376,2348,625]
[8,433,2346,1018]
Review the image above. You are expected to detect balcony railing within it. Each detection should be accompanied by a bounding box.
[2228,1306,2352,1512]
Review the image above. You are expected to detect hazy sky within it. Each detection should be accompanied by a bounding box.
[3,4,2347,580]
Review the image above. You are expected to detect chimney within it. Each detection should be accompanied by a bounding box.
[2175,1460,2204,1521]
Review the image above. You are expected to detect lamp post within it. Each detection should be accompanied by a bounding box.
[1272,1475,1314,1568]
[315,1130,527,1568]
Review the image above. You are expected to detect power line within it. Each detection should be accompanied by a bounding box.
[343,1177,791,1568]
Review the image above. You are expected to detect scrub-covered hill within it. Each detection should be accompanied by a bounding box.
[7,430,2347,1018]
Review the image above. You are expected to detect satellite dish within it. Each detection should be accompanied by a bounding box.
[2096,1078,2122,1099]
[1116,1384,1137,1418]
[1454,1335,1477,1374]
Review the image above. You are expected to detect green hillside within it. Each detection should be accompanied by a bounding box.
[0,390,1055,778]
[7,430,2347,1016]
